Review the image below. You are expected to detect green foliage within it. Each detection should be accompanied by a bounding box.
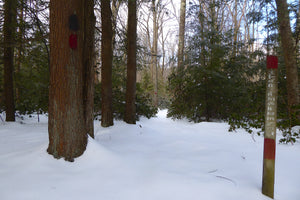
[278,104,300,144]
[136,83,158,119]
[14,41,49,114]
[94,55,157,121]
[167,1,299,143]
[0,0,50,114]
[168,2,266,125]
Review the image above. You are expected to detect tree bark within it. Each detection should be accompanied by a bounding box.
[83,0,96,138]
[3,0,17,121]
[15,0,26,103]
[152,0,159,107]
[124,0,137,124]
[177,0,186,70]
[101,0,114,127]
[275,0,300,122]
[48,0,87,162]
[112,0,122,50]
[232,0,238,56]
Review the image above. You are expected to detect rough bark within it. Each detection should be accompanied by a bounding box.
[83,0,96,138]
[124,0,137,124]
[3,0,17,121]
[101,0,114,127]
[48,0,87,162]
[275,0,300,122]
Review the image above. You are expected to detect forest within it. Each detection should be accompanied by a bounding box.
[0,1,300,199]
[0,0,299,160]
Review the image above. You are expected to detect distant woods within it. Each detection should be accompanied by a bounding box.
[168,0,299,143]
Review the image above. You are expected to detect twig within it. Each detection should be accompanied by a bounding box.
[215,175,237,186]
[0,114,4,122]
[251,132,256,142]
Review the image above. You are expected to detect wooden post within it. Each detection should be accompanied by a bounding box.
[262,55,278,199]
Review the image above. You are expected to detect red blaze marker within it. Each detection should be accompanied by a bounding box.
[69,34,77,49]
[267,55,278,69]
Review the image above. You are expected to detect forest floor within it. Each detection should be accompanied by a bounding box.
[0,110,299,200]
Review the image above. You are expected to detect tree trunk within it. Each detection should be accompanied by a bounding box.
[124,0,137,124]
[112,0,122,50]
[48,0,87,162]
[152,0,158,107]
[3,0,17,122]
[177,0,186,70]
[101,0,114,127]
[295,0,300,46]
[233,0,238,56]
[275,0,300,123]
[83,0,96,138]
[16,0,26,103]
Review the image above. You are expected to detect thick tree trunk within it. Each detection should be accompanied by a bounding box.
[83,0,96,138]
[48,0,87,162]
[101,0,114,127]
[275,0,300,122]
[3,0,17,122]
[124,0,137,124]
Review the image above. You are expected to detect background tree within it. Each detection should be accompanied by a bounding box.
[151,0,159,106]
[275,0,300,124]
[168,0,266,123]
[15,0,50,115]
[177,0,186,70]
[93,0,157,122]
[83,0,96,138]
[124,0,137,124]
[138,0,173,107]
[3,0,17,121]
[101,0,114,127]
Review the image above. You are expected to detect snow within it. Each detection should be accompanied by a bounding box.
[0,110,299,200]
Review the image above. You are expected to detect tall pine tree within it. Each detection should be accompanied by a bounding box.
[3,0,17,121]
[124,0,137,124]
[101,0,114,127]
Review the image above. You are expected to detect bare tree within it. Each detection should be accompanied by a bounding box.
[151,0,159,106]
[138,0,173,106]
[177,0,186,70]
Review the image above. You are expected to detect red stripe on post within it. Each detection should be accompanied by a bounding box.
[267,55,278,69]
[264,138,276,160]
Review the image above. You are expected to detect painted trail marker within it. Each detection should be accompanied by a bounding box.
[262,55,278,199]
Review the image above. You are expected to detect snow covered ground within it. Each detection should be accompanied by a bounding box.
[0,110,299,200]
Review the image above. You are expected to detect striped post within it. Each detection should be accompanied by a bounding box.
[262,55,278,199]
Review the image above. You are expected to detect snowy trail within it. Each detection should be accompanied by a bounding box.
[0,110,299,200]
